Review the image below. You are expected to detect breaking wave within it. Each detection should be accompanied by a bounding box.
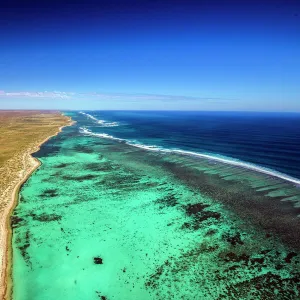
[79,111,119,127]
[79,127,300,186]
[80,127,162,151]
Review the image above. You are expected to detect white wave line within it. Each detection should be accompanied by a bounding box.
[172,150,300,185]
[79,127,300,186]
[79,111,119,127]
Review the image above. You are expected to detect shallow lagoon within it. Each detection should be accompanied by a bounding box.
[12,113,300,299]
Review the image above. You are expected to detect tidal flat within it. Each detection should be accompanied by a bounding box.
[12,115,300,299]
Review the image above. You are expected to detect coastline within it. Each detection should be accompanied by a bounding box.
[0,115,74,300]
[6,112,300,299]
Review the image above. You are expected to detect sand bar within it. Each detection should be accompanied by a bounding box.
[0,111,73,299]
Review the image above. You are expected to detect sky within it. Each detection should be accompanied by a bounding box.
[0,0,299,111]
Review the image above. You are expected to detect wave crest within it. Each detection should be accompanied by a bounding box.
[79,111,119,127]
[79,127,300,186]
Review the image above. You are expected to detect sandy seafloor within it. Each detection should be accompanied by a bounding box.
[11,113,300,299]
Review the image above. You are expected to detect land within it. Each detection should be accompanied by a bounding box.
[0,111,73,299]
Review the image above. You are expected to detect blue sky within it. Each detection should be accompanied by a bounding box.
[0,0,299,111]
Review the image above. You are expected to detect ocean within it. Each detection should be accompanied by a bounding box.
[80,111,300,182]
[11,111,300,299]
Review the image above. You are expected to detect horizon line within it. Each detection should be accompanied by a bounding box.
[0,109,299,114]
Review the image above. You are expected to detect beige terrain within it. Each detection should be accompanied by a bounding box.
[0,111,73,299]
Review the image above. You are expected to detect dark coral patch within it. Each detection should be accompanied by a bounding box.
[145,265,164,289]
[94,257,103,264]
[62,174,97,181]
[34,145,61,157]
[250,257,265,265]
[223,252,250,264]
[155,194,178,208]
[96,292,107,300]
[188,211,221,230]
[196,211,221,222]
[54,163,70,169]
[224,232,244,246]
[185,203,209,215]
[84,163,113,172]
[205,229,217,236]
[17,231,31,266]
[73,145,94,153]
[11,215,24,228]
[32,213,62,222]
[285,252,297,263]
[219,272,300,299]
[40,189,58,197]
[182,202,221,230]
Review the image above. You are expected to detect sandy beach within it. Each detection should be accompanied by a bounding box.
[0,111,73,299]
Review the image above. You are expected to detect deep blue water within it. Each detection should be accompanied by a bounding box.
[73,111,300,180]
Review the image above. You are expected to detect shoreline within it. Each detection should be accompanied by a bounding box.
[1,115,75,300]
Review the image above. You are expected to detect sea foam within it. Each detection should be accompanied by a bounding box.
[79,111,119,127]
[79,127,300,186]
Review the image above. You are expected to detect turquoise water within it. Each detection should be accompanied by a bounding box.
[12,112,300,299]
